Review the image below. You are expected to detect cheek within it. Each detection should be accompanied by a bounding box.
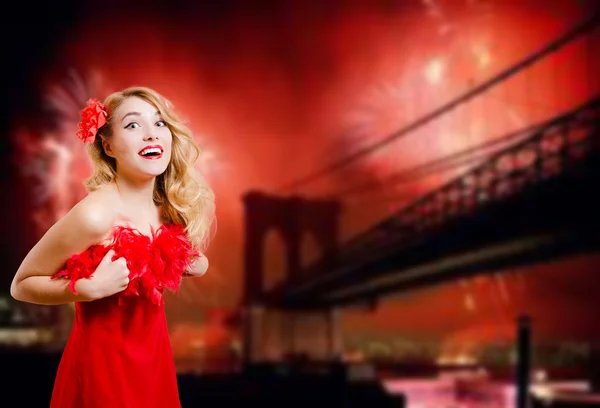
[163,131,174,152]
[110,134,137,158]
[116,139,138,156]
[163,128,173,141]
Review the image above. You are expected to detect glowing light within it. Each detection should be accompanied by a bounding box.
[530,384,555,401]
[459,279,478,312]
[14,71,105,237]
[341,0,514,207]
[425,57,445,84]
[436,353,478,366]
[534,369,549,383]
[473,44,492,69]
[192,136,229,180]
[422,0,443,20]
[464,293,476,312]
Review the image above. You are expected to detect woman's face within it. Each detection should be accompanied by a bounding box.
[103,96,173,180]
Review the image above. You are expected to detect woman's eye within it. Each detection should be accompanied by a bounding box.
[156,120,167,127]
[125,122,140,129]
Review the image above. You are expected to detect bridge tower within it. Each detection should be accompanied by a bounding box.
[241,191,343,365]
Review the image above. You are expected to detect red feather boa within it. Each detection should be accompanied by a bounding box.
[51,224,199,305]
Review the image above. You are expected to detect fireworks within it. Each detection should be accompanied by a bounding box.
[12,69,227,307]
[13,71,107,236]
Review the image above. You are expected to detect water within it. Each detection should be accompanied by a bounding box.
[382,377,590,408]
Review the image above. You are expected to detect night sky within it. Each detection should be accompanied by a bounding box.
[2,0,600,357]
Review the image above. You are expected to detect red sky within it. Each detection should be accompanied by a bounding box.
[7,0,600,349]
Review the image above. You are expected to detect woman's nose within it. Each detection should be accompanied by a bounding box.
[144,129,158,140]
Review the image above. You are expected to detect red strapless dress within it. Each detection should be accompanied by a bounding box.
[49,224,198,408]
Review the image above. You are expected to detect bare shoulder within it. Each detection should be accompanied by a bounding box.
[63,187,119,240]
[12,185,120,282]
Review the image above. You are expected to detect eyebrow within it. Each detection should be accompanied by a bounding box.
[121,111,160,122]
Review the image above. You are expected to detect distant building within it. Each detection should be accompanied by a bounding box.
[0,295,72,350]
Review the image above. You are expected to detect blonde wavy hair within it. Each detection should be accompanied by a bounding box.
[84,86,216,252]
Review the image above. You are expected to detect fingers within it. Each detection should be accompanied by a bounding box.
[106,253,130,285]
[100,249,116,265]
[121,264,130,288]
[114,257,128,268]
[101,251,128,267]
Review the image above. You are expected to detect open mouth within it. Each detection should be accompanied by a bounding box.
[139,145,164,160]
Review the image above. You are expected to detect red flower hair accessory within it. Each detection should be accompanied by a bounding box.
[76,98,107,143]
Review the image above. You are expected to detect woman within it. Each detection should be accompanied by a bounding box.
[10,86,216,407]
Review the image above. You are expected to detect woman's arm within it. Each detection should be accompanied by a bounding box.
[10,194,116,305]
[183,255,209,277]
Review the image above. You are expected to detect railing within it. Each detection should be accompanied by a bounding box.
[285,96,600,298]
[385,96,600,246]
[267,15,600,302]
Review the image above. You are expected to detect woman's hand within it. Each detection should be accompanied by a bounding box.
[183,255,209,277]
[76,250,130,300]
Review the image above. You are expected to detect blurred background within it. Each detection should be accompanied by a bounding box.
[2,0,600,406]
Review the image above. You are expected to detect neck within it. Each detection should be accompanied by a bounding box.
[114,175,156,211]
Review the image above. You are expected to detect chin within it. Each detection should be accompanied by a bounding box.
[140,158,170,175]
[131,165,168,180]
[147,166,170,177]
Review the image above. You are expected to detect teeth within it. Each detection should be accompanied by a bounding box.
[140,147,162,156]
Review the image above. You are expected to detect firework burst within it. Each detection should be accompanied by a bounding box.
[13,69,228,309]
[13,70,110,236]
